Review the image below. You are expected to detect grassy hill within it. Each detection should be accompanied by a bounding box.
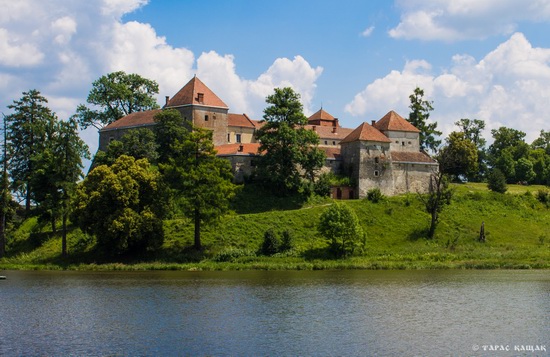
[1,183,549,270]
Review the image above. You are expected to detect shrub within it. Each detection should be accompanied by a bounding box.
[366,188,384,203]
[260,228,280,256]
[318,203,365,257]
[536,189,550,205]
[487,168,507,193]
[280,229,294,252]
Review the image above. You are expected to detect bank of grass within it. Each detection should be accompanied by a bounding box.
[1,183,549,271]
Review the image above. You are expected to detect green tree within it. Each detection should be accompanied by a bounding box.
[5,89,56,214]
[318,203,365,257]
[161,126,238,250]
[531,129,550,155]
[94,128,158,167]
[31,118,89,256]
[0,115,10,257]
[76,71,160,130]
[515,157,536,184]
[487,168,507,193]
[438,132,478,180]
[154,109,191,163]
[73,155,167,255]
[455,118,487,181]
[408,87,441,152]
[255,87,325,195]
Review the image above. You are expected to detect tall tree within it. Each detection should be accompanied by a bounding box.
[76,71,160,130]
[418,170,453,239]
[408,87,441,152]
[32,118,89,256]
[0,115,10,257]
[161,126,238,250]
[5,89,56,214]
[489,127,529,182]
[154,109,191,163]
[255,87,325,195]
[438,132,478,180]
[455,118,487,181]
[532,129,550,155]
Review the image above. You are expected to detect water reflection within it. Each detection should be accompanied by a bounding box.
[0,270,548,356]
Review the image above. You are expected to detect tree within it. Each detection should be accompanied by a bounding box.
[408,87,441,152]
[438,132,478,180]
[154,109,191,163]
[515,157,536,184]
[318,203,365,257]
[455,118,487,181]
[0,115,10,257]
[94,128,158,167]
[76,71,160,130]
[487,168,507,193]
[489,127,530,183]
[31,118,89,256]
[418,170,453,239]
[255,87,325,195]
[531,129,550,155]
[5,89,56,214]
[160,126,238,250]
[73,155,167,255]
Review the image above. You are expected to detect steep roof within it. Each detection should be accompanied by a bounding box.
[166,76,228,108]
[101,109,160,131]
[340,122,392,144]
[374,110,420,133]
[228,113,256,128]
[308,108,335,121]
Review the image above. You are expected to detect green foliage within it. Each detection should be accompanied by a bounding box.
[314,172,352,197]
[318,203,365,257]
[418,173,453,239]
[260,228,280,256]
[487,168,508,193]
[366,187,384,203]
[489,126,530,182]
[160,126,238,249]
[280,229,294,252]
[535,189,549,206]
[515,157,536,183]
[255,87,325,195]
[455,118,487,181]
[154,109,191,163]
[408,87,441,152]
[438,131,478,180]
[72,155,167,255]
[76,71,160,130]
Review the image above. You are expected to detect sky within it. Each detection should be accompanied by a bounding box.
[1,0,550,161]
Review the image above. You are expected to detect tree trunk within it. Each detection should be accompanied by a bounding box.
[428,211,437,239]
[61,213,67,257]
[51,216,57,235]
[194,207,201,250]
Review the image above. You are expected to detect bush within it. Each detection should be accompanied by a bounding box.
[318,203,365,257]
[366,188,384,203]
[280,229,294,252]
[536,189,550,205]
[487,168,507,193]
[260,228,280,256]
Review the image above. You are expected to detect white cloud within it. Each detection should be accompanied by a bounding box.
[361,26,374,37]
[390,0,550,41]
[345,32,550,144]
[0,28,44,66]
[51,16,77,45]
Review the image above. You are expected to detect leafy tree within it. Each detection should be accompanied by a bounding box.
[255,87,325,195]
[161,126,238,250]
[5,89,56,214]
[318,203,365,257]
[531,129,550,155]
[31,118,89,256]
[417,170,453,239]
[515,157,536,184]
[73,155,167,255]
[408,87,441,152]
[487,168,507,193]
[455,118,487,181]
[76,71,160,130]
[154,109,191,163]
[0,116,10,257]
[94,128,158,167]
[438,132,478,180]
[529,148,550,185]
[260,228,280,256]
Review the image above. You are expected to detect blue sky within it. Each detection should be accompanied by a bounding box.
[1,0,550,157]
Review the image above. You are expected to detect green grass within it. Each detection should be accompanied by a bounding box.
[1,182,549,271]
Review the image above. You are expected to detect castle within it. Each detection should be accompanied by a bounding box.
[99,76,438,198]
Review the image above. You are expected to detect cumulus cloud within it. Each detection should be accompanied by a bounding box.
[345,32,550,143]
[0,28,44,66]
[361,26,375,37]
[390,0,550,41]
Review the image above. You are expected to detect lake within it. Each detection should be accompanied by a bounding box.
[0,270,548,356]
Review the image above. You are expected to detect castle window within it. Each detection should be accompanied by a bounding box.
[109,136,115,142]
[332,141,336,145]
[236,133,242,143]
[401,141,405,146]
[227,133,231,142]
[205,115,209,121]
[374,157,380,164]
[197,93,204,103]
[374,170,380,177]
[325,140,328,145]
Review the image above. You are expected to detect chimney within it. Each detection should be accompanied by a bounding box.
[238,144,244,152]
[371,120,376,126]
[334,118,339,127]
[165,96,170,107]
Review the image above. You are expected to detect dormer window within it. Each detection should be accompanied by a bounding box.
[197,93,204,103]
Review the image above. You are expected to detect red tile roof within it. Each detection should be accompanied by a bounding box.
[391,151,437,163]
[374,110,420,133]
[215,143,261,156]
[102,109,160,130]
[166,76,228,108]
[319,147,341,160]
[305,125,353,141]
[340,122,392,144]
[228,113,256,128]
